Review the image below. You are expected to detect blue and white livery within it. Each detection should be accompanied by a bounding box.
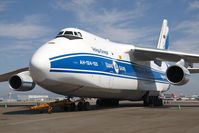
[1,19,199,106]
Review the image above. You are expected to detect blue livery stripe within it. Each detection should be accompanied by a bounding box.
[50,69,168,84]
[49,53,168,84]
[50,53,165,74]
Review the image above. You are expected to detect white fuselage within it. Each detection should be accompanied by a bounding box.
[29,28,170,100]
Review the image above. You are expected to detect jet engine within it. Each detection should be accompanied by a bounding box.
[166,65,190,85]
[9,71,35,91]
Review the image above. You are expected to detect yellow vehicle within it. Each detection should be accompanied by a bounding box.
[30,99,89,113]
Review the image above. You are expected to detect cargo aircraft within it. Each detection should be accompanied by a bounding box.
[1,19,199,109]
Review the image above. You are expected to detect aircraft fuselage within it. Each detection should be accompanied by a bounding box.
[29,28,170,100]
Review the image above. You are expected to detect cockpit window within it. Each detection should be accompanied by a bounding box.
[77,32,82,37]
[56,30,83,40]
[64,31,73,36]
[57,31,64,36]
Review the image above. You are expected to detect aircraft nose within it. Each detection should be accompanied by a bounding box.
[29,46,50,83]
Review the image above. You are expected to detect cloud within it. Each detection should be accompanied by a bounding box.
[55,0,95,11]
[0,35,51,63]
[54,0,155,44]
[0,44,33,53]
[57,1,142,26]
[0,15,52,39]
[0,15,52,65]
[171,18,199,52]
[0,1,14,12]
[175,19,199,35]
[188,1,199,10]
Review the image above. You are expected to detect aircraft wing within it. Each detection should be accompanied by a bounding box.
[0,67,29,82]
[187,68,199,73]
[131,47,199,63]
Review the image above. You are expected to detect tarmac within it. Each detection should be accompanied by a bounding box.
[1,100,199,133]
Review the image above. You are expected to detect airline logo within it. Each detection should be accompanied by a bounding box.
[113,61,119,74]
[91,47,109,55]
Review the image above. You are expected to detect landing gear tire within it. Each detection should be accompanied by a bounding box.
[143,96,163,107]
[77,101,83,111]
[84,102,90,111]
[70,102,76,111]
[143,99,149,107]
[96,99,101,106]
[64,102,76,112]
[96,99,119,107]
[64,105,69,111]
[77,101,90,111]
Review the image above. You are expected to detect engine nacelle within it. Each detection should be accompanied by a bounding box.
[166,65,190,85]
[9,71,35,91]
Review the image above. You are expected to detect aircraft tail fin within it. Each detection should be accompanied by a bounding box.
[157,19,169,50]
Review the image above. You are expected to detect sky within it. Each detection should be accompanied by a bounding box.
[0,0,199,98]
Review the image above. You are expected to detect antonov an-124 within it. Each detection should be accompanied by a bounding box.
[1,19,199,108]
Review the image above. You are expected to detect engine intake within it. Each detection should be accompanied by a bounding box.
[166,65,190,85]
[9,71,35,91]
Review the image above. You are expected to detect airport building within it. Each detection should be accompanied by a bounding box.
[17,95,49,101]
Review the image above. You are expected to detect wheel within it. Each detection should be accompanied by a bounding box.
[143,99,149,106]
[96,99,102,106]
[143,95,163,107]
[77,102,84,111]
[112,100,119,106]
[96,99,119,107]
[64,105,69,111]
[150,96,163,107]
[143,91,149,106]
[84,102,90,111]
[70,103,76,111]
[156,98,163,106]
